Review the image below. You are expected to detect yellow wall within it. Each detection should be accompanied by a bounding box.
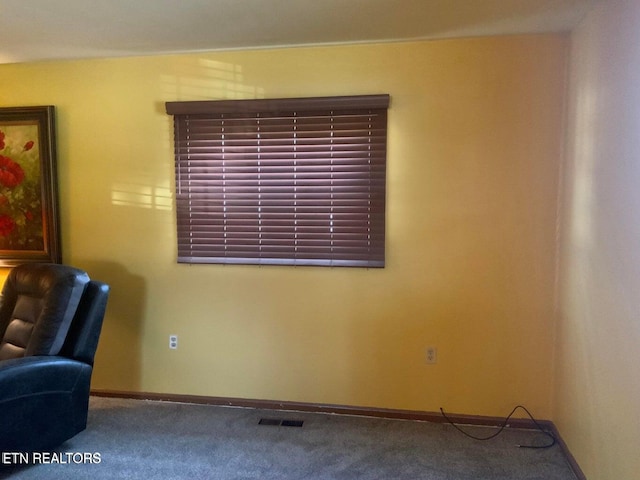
[556,0,640,478]
[0,35,566,417]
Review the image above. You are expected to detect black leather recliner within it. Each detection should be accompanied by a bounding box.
[0,263,109,452]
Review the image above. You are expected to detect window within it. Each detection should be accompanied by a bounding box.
[166,94,389,267]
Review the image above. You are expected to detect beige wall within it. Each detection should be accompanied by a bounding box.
[0,35,566,417]
[556,0,640,478]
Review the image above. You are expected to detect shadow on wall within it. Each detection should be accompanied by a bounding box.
[73,260,146,392]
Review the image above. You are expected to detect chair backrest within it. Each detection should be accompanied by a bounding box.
[60,280,110,365]
[0,263,90,361]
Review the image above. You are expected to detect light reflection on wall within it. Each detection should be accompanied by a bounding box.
[111,57,265,210]
[111,181,172,210]
[160,58,265,101]
[570,80,596,247]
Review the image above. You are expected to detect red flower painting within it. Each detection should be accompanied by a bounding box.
[0,154,25,188]
[0,124,43,249]
[0,214,16,236]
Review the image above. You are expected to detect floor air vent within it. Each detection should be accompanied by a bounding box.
[259,418,304,427]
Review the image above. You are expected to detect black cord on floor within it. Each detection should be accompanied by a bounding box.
[439,405,557,449]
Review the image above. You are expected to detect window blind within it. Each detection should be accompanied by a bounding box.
[166,94,389,267]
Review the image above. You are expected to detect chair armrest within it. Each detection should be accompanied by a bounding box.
[0,356,91,401]
[0,356,93,452]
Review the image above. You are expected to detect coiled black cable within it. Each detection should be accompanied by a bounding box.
[439,405,557,449]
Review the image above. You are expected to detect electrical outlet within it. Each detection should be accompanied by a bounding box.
[425,346,437,364]
[169,335,178,349]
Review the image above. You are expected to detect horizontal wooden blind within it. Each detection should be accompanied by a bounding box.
[166,95,389,267]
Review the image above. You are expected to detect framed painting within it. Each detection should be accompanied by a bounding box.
[0,106,61,266]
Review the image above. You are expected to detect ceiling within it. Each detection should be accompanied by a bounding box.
[0,0,597,65]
